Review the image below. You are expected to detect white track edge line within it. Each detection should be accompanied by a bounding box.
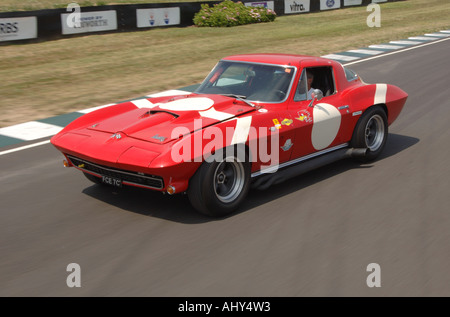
[0,140,51,156]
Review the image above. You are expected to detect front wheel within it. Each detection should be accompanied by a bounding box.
[351,106,388,162]
[187,146,251,217]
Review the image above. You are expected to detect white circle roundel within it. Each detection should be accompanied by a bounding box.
[158,97,214,111]
[311,103,342,150]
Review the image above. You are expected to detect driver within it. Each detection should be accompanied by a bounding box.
[305,71,315,100]
[295,70,315,101]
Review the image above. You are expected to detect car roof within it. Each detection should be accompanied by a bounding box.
[222,53,337,67]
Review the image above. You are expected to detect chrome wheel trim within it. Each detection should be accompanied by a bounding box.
[365,114,385,151]
[213,156,245,204]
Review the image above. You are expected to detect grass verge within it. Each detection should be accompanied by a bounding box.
[0,0,449,127]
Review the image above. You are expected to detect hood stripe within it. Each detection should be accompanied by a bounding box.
[146,90,192,98]
[231,116,252,145]
[199,107,234,121]
[131,99,156,109]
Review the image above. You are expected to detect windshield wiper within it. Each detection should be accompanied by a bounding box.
[220,94,256,108]
[221,93,247,99]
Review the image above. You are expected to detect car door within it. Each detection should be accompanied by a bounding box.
[288,66,350,160]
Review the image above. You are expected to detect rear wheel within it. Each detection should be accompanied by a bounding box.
[188,146,251,217]
[351,106,388,162]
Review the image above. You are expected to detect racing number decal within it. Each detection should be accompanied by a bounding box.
[311,103,342,150]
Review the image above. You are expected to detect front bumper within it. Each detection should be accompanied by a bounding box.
[67,155,164,190]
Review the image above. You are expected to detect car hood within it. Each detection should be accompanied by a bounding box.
[87,94,256,144]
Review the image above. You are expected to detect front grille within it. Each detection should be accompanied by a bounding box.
[67,155,164,189]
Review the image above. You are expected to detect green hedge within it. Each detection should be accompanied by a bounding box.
[193,0,276,27]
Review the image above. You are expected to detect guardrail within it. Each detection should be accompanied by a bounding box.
[0,0,402,44]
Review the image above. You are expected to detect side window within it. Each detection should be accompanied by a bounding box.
[344,67,358,82]
[294,69,308,101]
[294,66,336,102]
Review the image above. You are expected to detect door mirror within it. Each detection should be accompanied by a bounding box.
[312,89,323,101]
[308,89,324,107]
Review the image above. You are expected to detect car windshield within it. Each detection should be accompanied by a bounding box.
[195,61,296,103]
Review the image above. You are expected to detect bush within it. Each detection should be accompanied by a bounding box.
[193,0,276,27]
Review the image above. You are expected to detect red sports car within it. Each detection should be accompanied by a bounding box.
[51,54,408,217]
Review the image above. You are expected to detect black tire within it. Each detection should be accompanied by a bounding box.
[351,106,388,162]
[187,146,251,217]
[83,172,103,184]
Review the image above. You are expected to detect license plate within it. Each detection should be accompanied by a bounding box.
[102,175,122,187]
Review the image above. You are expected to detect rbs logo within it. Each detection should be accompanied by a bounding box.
[0,22,19,34]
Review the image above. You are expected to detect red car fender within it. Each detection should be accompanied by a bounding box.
[346,83,407,128]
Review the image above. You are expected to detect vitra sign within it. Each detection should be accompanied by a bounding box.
[284,0,310,14]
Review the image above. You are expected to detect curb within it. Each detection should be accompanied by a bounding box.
[0,30,449,150]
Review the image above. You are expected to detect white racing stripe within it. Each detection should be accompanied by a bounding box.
[230,116,252,145]
[131,98,156,109]
[147,89,192,98]
[199,107,234,121]
[374,84,387,105]
[159,97,214,111]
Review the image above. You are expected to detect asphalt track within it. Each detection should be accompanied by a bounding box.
[1,38,449,297]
